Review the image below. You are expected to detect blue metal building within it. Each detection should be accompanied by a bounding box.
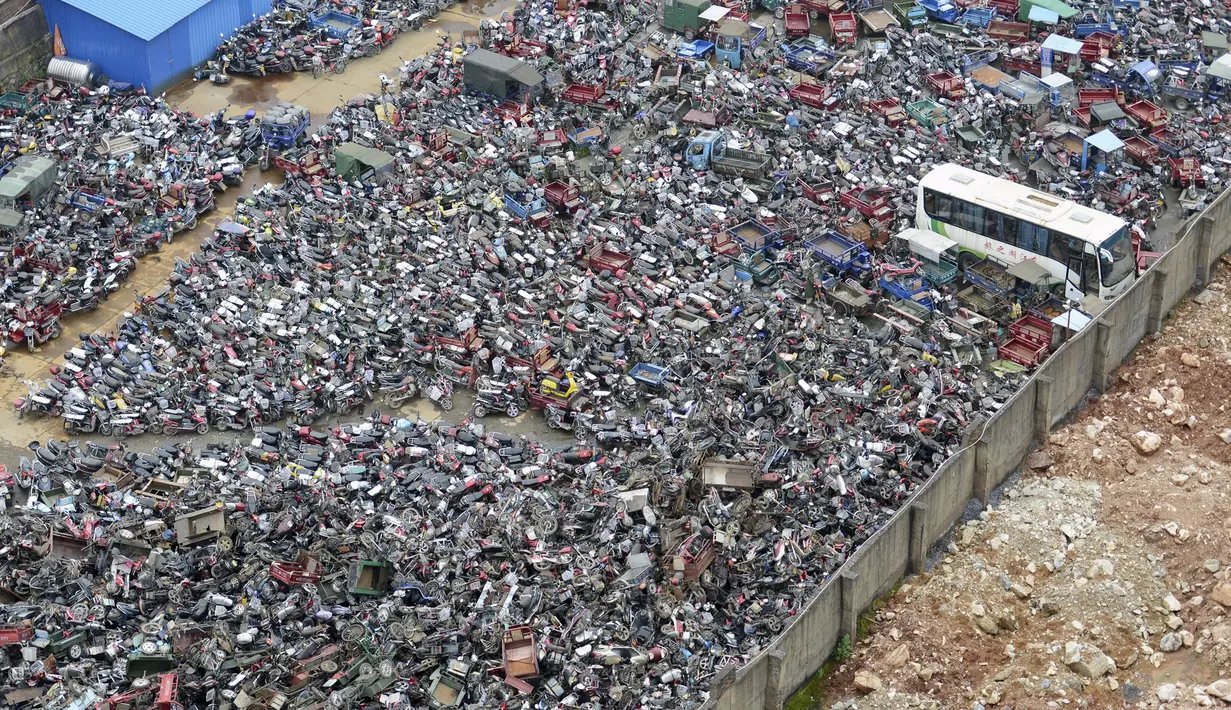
[40,0,274,93]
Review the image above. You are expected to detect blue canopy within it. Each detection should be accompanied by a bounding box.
[1028,5,1059,23]
[1086,129,1125,153]
[1041,33,1083,54]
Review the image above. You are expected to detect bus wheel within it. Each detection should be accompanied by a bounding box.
[958,251,979,277]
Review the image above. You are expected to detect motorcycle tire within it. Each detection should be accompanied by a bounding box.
[574,426,587,441]
[441,398,453,411]
[99,423,112,437]
[163,425,174,435]
[505,403,520,418]
[338,403,352,416]
[197,422,209,434]
[335,61,346,75]
[473,404,488,418]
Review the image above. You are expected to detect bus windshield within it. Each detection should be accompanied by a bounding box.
[1098,226,1133,288]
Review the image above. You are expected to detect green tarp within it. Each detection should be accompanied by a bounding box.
[334,143,395,182]
[0,155,57,202]
[463,49,544,100]
[1017,0,1077,22]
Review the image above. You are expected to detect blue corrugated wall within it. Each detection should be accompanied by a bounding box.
[40,0,153,89]
[149,0,273,91]
[41,0,274,93]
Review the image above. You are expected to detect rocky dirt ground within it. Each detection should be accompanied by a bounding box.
[811,259,1231,710]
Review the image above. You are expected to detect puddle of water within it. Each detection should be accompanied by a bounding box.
[227,72,299,109]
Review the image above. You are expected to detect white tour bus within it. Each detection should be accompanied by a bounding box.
[916,163,1135,304]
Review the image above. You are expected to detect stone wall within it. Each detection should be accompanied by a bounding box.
[0,1,51,93]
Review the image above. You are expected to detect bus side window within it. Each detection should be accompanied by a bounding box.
[955,199,983,234]
[1019,221,1050,255]
[994,212,1017,246]
[928,190,953,222]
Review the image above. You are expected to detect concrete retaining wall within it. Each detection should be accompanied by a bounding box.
[697,186,1231,710]
[0,2,50,93]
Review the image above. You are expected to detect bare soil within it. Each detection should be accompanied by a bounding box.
[815,261,1231,710]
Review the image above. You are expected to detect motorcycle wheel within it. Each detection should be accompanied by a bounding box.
[99,423,112,437]
[197,422,209,434]
[505,403,520,418]
[574,426,587,441]
[338,403,352,416]
[473,404,488,418]
[335,61,346,75]
[441,398,453,411]
[163,425,174,435]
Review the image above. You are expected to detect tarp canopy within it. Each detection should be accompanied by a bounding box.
[1006,258,1053,285]
[1209,54,1231,81]
[1041,33,1083,54]
[1090,101,1126,122]
[0,156,58,202]
[1019,0,1077,22]
[700,5,732,21]
[1039,72,1072,88]
[335,143,396,182]
[0,210,23,229]
[1052,308,1091,332]
[1202,31,1228,51]
[1027,5,1059,23]
[1086,128,1125,153]
[898,228,957,263]
[463,49,544,99]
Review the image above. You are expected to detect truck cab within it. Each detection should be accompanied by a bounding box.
[662,0,728,39]
[686,131,729,170]
[714,19,766,68]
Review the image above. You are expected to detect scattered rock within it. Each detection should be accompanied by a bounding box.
[918,665,940,682]
[1157,684,1179,702]
[1180,352,1201,367]
[1194,289,1216,305]
[1148,388,1167,405]
[1040,600,1061,616]
[1026,452,1054,470]
[1010,583,1032,599]
[1171,473,1189,486]
[853,671,882,694]
[1070,647,1114,679]
[1159,632,1182,652]
[1204,559,1221,574]
[1207,679,1231,700]
[1087,559,1115,578]
[882,643,909,669]
[974,615,1001,636]
[1198,470,1212,484]
[1220,429,1231,444]
[1211,583,1231,607]
[1060,524,1078,541]
[1132,430,1162,454]
[1164,595,1183,612]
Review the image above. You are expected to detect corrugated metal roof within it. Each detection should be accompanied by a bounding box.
[56,0,213,41]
